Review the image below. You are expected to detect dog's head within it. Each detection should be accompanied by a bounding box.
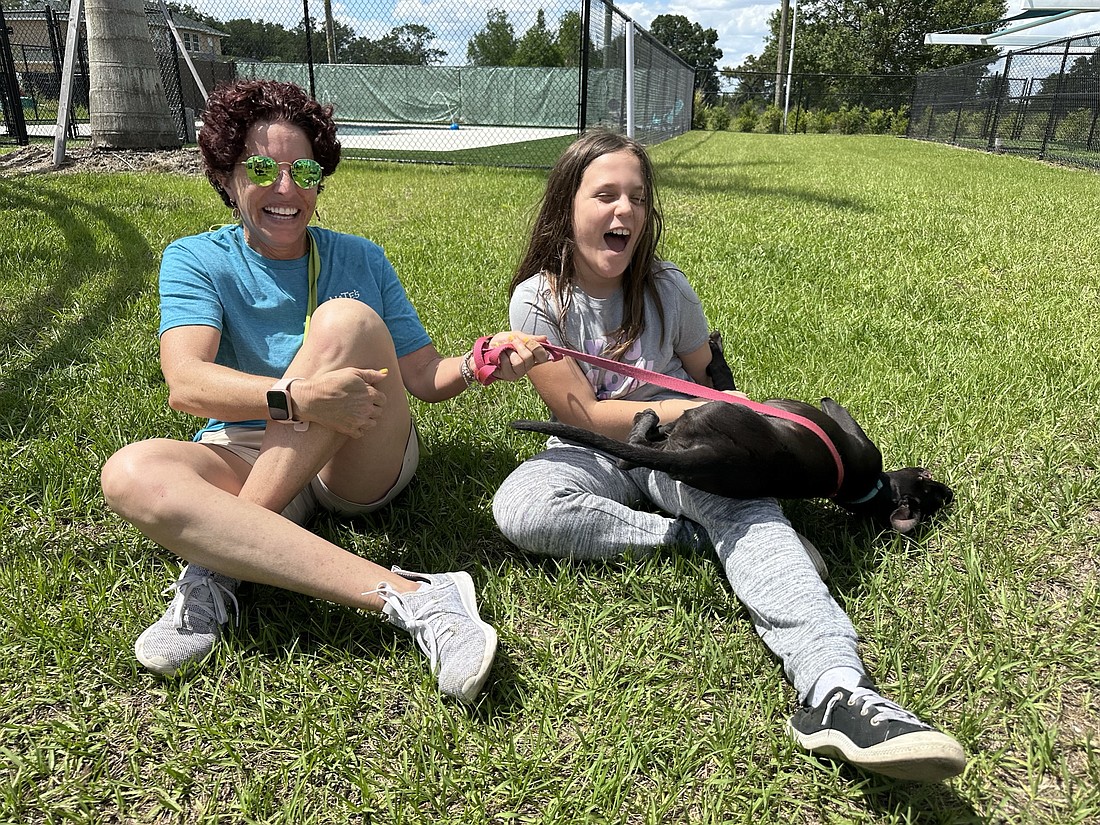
[879,467,954,533]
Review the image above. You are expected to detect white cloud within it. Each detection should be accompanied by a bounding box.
[614,1,775,66]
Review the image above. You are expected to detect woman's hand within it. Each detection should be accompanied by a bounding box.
[480,332,551,382]
[293,367,390,438]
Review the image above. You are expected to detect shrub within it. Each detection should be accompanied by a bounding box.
[805,109,834,133]
[734,102,757,132]
[692,91,709,130]
[867,109,892,134]
[834,104,868,134]
[708,104,732,131]
[892,105,911,136]
[1055,108,1097,146]
[755,104,784,134]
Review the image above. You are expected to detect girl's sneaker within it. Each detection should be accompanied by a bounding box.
[788,679,966,782]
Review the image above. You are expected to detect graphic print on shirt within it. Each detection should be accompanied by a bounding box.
[329,289,361,300]
[586,337,653,399]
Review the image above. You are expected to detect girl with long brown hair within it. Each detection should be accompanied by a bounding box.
[493,130,966,782]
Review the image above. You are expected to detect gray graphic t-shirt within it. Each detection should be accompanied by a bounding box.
[509,262,710,405]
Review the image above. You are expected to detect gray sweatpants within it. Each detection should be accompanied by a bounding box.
[492,441,864,702]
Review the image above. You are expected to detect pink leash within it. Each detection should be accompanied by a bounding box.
[472,336,845,496]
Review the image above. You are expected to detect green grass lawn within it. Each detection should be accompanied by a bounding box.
[2,133,1099,823]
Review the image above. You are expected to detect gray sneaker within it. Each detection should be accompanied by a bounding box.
[134,564,240,676]
[367,567,498,702]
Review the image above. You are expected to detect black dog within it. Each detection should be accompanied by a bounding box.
[512,334,953,533]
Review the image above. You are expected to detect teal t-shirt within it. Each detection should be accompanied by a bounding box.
[159,224,431,437]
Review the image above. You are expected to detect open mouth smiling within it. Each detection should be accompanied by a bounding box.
[265,205,300,219]
[605,227,630,252]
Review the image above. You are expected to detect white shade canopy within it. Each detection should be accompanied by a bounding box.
[925,2,1100,46]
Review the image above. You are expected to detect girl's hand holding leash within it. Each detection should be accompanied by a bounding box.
[466,333,552,385]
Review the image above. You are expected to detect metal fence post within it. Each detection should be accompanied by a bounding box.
[952,88,964,144]
[578,0,590,133]
[302,0,315,99]
[1040,39,1072,159]
[625,20,634,137]
[0,3,29,145]
[1087,99,1100,151]
[987,68,1006,152]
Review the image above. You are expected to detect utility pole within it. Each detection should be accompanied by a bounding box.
[324,0,336,62]
[773,0,789,107]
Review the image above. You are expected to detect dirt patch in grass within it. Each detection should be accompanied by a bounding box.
[0,144,202,177]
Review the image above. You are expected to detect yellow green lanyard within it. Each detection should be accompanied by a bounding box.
[214,223,320,338]
[304,227,320,339]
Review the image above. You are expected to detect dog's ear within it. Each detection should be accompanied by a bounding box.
[889,501,922,534]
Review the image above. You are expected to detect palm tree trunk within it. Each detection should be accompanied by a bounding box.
[85,0,179,149]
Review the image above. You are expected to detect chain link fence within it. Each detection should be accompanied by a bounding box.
[0,0,693,166]
[908,32,1100,171]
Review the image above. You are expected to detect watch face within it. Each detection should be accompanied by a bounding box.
[267,389,292,421]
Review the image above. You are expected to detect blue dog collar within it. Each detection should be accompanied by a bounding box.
[845,477,884,505]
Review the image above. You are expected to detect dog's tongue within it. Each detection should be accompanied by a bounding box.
[605,233,628,253]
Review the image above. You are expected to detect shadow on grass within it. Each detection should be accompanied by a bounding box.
[204,436,526,667]
[0,178,158,429]
[784,495,958,593]
[830,762,982,819]
[132,432,980,813]
[654,132,874,212]
[660,163,875,211]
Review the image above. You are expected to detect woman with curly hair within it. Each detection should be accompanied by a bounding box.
[101,78,547,702]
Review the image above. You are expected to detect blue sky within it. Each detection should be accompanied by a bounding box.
[194,0,1100,69]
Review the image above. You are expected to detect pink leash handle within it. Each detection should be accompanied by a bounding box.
[472,336,844,496]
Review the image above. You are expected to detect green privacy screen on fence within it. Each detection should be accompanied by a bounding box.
[240,63,576,127]
[236,63,635,130]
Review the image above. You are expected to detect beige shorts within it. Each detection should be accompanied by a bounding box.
[198,421,420,525]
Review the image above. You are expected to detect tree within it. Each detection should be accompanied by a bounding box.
[293,16,356,63]
[513,9,561,67]
[467,9,516,66]
[729,0,1008,107]
[221,18,299,62]
[648,14,722,96]
[556,10,582,67]
[344,24,446,65]
[1038,48,1100,97]
[165,2,222,30]
[84,0,179,149]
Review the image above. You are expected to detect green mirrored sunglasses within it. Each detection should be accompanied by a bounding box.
[240,155,323,189]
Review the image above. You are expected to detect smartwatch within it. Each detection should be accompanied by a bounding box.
[267,377,309,431]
